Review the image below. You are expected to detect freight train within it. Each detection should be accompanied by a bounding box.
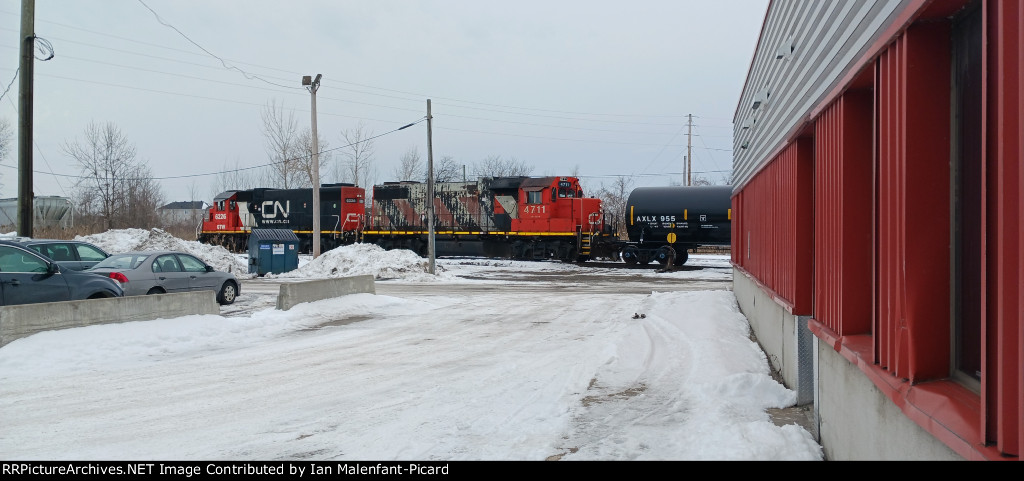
[197,178,732,266]
[199,176,615,262]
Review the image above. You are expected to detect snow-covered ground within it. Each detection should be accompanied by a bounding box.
[0,229,822,461]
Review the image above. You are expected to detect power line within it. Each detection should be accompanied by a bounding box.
[136,0,300,90]
[1,14,701,123]
[2,117,426,182]
[0,68,16,104]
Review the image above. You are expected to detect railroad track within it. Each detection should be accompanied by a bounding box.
[576,261,707,272]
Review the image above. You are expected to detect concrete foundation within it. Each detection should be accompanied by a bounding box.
[0,291,219,347]
[733,268,963,460]
[276,275,376,311]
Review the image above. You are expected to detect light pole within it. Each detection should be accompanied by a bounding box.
[426,99,435,274]
[302,74,322,258]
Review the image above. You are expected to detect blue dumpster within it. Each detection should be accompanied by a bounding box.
[248,229,300,276]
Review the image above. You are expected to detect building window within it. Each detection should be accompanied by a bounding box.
[950,2,982,387]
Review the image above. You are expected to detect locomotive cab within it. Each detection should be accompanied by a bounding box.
[198,191,249,252]
[513,177,602,235]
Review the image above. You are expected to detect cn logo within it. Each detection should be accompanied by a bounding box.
[261,200,290,218]
[699,214,707,222]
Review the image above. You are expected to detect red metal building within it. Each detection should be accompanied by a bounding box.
[732,0,1021,460]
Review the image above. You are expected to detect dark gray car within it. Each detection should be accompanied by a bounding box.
[5,237,110,271]
[88,250,239,305]
[0,241,123,306]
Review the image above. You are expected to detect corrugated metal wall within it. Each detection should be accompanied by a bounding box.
[812,91,872,335]
[874,23,951,382]
[732,139,813,314]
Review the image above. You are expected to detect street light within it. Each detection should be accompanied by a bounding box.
[303,74,322,258]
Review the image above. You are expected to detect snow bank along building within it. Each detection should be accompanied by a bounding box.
[732,0,1021,460]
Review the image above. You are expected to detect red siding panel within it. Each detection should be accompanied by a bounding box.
[813,92,873,336]
[990,0,1022,456]
[1018,0,1024,458]
[733,140,813,313]
[875,24,952,383]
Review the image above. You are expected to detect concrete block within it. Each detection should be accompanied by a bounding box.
[0,291,220,348]
[276,275,376,311]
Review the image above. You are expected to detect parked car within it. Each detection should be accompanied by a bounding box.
[4,237,110,271]
[88,250,239,305]
[0,240,123,306]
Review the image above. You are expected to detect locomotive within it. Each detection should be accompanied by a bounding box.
[199,183,366,253]
[199,176,615,262]
[618,185,732,266]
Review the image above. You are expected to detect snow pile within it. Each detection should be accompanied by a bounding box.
[77,228,251,277]
[269,243,453,281]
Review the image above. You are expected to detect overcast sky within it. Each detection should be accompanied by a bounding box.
[0,0,767,203]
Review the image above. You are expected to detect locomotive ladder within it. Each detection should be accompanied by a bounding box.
[579,234,592,257]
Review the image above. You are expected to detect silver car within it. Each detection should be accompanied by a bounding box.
[88,250,239,305]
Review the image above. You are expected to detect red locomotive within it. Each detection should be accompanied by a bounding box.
[199,176,615,262]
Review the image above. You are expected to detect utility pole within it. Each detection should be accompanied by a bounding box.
[17,0,35,237]
[686,113,693,186]
[303,74,322,258]
[426,99,436,274]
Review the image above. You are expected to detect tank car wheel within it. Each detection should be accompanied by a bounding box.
[655,246,676,266]
[621,246,639,264]
[672,249,689,266]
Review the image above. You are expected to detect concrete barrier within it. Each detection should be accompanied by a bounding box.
[276,275,376,311]
[0,291,220,348]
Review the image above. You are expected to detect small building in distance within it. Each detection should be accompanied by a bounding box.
[157,200,209,226]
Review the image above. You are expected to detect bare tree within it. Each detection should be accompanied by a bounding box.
[339,122,376,187]
[471,155,534,178]
[62,121,163,230]
[210,158,257,198]
[0,118,11,191]
[0,117,11,162]
[295,128,331,188]
[593,176,634,240]
[393,145,423,182]
[123,161,163,228]
[185,180,204,228]
[261,99,301,188]
[434,155,463,182]
[691,175,713,186]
